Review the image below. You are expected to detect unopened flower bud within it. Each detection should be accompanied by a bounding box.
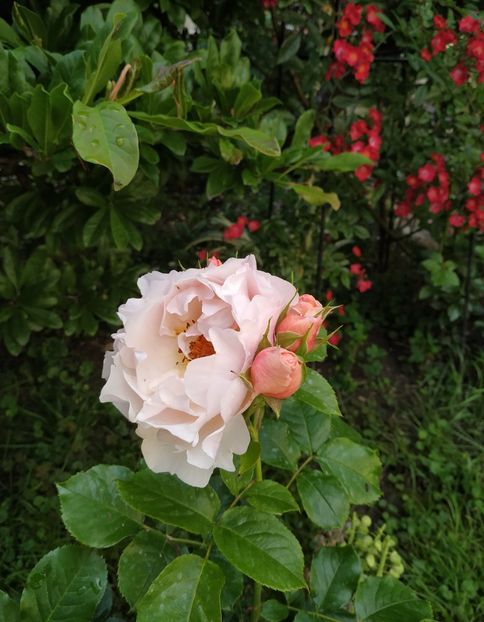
[276,294,323,352]
[251,347,303,399]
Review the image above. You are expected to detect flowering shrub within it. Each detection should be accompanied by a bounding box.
[1,257,434,622]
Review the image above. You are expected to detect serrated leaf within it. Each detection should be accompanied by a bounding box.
[20,545,107,622]
[310,546,361,611]
[260,419,301,471]
[118,530,175,608]
[213,507,305,591]
[281,398,332,455]
[294,369,341,416]
[117,470,220,536]
[297,470,349,529]
[57,465,143,547]
[355,576,433,621]
[137,554,224,622]
[317,438,381,505]
[72,100,139,191]
[261,599,289,621]
[246,480,299,514]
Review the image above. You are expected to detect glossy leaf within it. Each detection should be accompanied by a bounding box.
[289,184,341,209]
[245,480,299,514]
[317,438,381,505]
[72,100,139,191]
[310,545,361,611]
[20,545,107,622]
[355,576,433,621]
[117,470,220,536]
[313,152,372,172]
[137,554,224,622]
[294,369,341,416]
[297,470,349,529]
[118,530,175,608]
[213,507,305,591]
[26,84,72,154]
[260,419,301,471]
[281,398,331,454]
[57,465,142,547]
[261,599,289,621]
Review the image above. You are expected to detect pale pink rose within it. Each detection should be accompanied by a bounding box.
[100,256,296,487]
[276,294,323,352]
[251,346,303,399]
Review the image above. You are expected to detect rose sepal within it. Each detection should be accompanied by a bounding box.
[264,396,283,418]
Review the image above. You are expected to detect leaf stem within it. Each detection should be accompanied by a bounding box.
[143,524,206,548]
[250,408,264,621]
[285,455,313,489]
[287,606,342,622]
[376,535,391,577]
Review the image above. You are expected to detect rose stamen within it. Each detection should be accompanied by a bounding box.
[188,335,215,359]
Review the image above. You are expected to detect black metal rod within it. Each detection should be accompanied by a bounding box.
[315,206,326,295]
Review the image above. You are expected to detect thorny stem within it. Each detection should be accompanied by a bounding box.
[249,408,264,622]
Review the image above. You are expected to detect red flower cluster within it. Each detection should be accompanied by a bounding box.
[420,14,483,85]
[261,0,278,9]
[454,162,484,232]
[395,153,450,218]
[196,249,220,261]
[223,216,261,241]
[309,108,383,182]
[327,3,385,83]
[349,246,372,293]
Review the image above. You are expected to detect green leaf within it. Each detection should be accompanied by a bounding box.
[0,590,19,622]
[239,439,260,475]
[20,545,107,622]
[234,82,262,118]
[0,17,23,47]
[117,470,220,536]
[245,480,299,514]
[292,109,315,148]
[130,111,281,156]
[288,184,341,209]
[220,464,254,496]
[260,419,301,471]
[211,550,244,612]
[118,530,175,608]
[277,33,301,64]
[12,3,47,45]
[314,152,372,172]
[317,438,381,505]
[57,465,143,547]
[83,209,109,246]
[137,554,224,622]
[72,100,139,191]
[294,369,341,416]
[213,507,305,591]
[297,470,349,529]
[261,599,289,621]
[281,398,332,455]
[355,576,433,621]
[27,84,72,154]
[310,545,361,611]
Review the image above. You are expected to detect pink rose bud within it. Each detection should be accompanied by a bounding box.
[251,347,303,399]
[276,294,323,352]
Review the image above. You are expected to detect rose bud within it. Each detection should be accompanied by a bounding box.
[276,294,323,352]
[251,347,303,399]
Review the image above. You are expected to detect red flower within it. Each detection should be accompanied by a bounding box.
[415,193,426,206]
[350,263,364,276]
[309,135,331,150]
[468,175,481,196]
[237,215,248,227]
[450,63,469,86]
[438,171,449,188]
[325,289,334,301]
[431,30,457,55]
[449,213,465,228]
[433,15,447,30]
[406,174,419,188]
[344,3,363,27]
[365,5,385,33]
[337,17,353,38]
[352,245,362,257]
[350,120,369,141]
[337,305,346,316]
[197,249,207,261]
[325,61,346,80]
[420,48,432,62]
[262,0,278,9]
[368,132,382,151]
[418,163,437,183]
[357,279,373,293]
[459,16,481,34]
[248,220,261,232]
[368,107,383,129]
[223,223,244,240]
[467,36,484,61]
[395,202,411,217]
[431,152,446,169]
[355,164,373,181]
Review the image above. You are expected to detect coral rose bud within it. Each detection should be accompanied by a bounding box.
[276,294,324,352]
[251,347,303,399]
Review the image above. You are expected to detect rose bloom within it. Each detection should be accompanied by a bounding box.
[100,256,295,487]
